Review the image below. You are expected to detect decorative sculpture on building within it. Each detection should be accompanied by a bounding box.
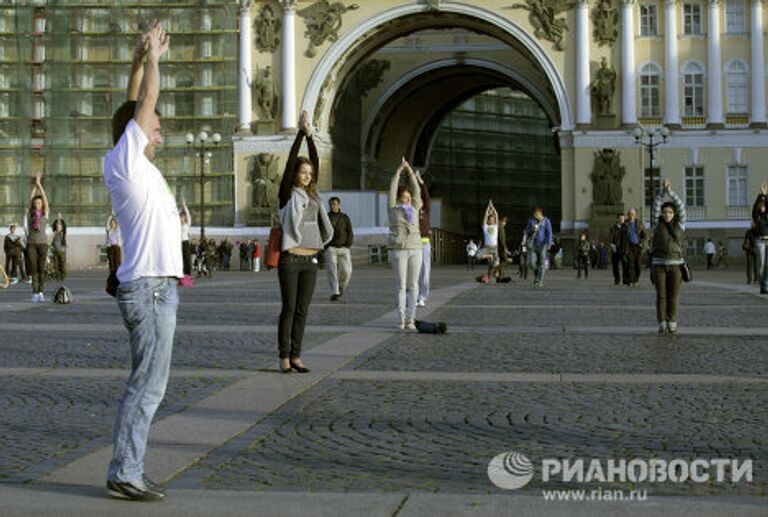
[249,153,280,208]
[254,3,281,53]
[255,65,279,120]
[592,0,618,46]
[591,57,616,115]
[298,0,359,58]
[511,0,575,51]
[358,60,390,97]
[590,148,625,206]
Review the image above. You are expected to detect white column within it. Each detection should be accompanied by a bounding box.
[664,0,681,125]
[238,1,253,132]
[707,0,724,126]
[621,0,637,125]
[281,0,298,130]
[575,0,591,126]
[751,0,767,126]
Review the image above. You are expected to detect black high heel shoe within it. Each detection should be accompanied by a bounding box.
[289,360,310,373]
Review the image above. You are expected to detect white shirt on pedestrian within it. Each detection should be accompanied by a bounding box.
[704,241,716,254]
[466,243,478,257]
[103,120,183,283]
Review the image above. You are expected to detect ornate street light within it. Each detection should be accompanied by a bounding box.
[633,125,670,226]
[185,130,221,240]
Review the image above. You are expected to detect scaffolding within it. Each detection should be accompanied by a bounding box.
[0,1,238,227]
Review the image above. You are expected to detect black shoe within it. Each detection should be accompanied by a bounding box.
[761,288,768,295]
[330,294,341,301]
[106,479,165,502]
[290,360,310,373]
[280,364,294,373]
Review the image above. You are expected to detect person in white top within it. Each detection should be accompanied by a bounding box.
[465,239,478,270]
[703,238,716,270]
[476,200,499,283]
[106,212,122,276]
[102,22,180,502]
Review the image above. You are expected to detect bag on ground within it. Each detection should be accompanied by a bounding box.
[54,285,72,304]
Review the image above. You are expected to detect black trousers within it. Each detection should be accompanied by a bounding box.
[626,245,642,284]
[706,253,714,270]
[5,253,20,278]
[611,251,624,284]
[576,255,589,278]
[52,249,66,281]
[277,253,318,360]
[182,240,192,276]
[107,245,122,275]
[27,243,48,293]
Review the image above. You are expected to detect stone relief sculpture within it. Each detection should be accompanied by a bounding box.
[254,3,281,53]
[298,0,359,58]
[592,0,619,46]
[255,65,279,120]
[249,153,280,208]
[358,60,391,97]
[591,57,616,115]
[590,148,625,206]
[510,0,576,51]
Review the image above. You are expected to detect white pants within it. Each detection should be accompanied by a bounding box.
[389,248,423,322]
[325,246,352,295]
[253,257,260,272]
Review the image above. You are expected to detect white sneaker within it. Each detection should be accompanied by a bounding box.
[31,293,39,303]
[398,320,405,330]
[667,321,678,334]
[416,300,426,307]
[38,292,45,302]
[406,320,416,330]
[658,322,667,334]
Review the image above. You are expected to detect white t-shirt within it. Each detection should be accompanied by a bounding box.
[483,224,498,248]
[103,120,183,283]
[704,241,716,254]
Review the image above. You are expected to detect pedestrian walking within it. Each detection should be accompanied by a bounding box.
[715,241,729,268]
[4,224,23,282]
[525,206,553,287]
[180,198,192,279]
[26,171,50,302]
[106,213,122,276]
[253,239,261,272]
[103,22,181,501]
[576,231,590,279]
[703,238,716,270]
[623,207,647,286]
[416,170,432,306]
[651,178,687,334]
[51,213,67,282]
[388,157,423,329]
[743,225,757,284]
[325,197,353,301]
[495,215,511,282]
[277,110,333,373]
[752,182,768,294]
[219,237,232,271]
[517,232,528,279]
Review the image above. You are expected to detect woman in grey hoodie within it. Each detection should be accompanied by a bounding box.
[388,158,422,330]
[276,110,333,373]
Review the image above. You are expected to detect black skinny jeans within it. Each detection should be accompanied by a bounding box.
[576,255,589,277]
[182,240,192,276]
[27,243,48,293]
[5,253,20,278]
[107,245,122,275]
[277,253,318,360]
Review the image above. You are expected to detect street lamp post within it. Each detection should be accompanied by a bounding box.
[633,125,670,227]
[185,130,221,241]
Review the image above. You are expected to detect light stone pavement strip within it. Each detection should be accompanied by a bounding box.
[0,267,767,516]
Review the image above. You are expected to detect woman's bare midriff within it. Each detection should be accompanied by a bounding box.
[287,247,319,256]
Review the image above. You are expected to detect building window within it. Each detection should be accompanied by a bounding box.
[725,60,749,113]
[683,62,705,116]
[683,3,702,35]
[639,63,661,117]
[725,0,746,33]
[640,4,658,36]
[727,165,748,206]
[685,166,705,207]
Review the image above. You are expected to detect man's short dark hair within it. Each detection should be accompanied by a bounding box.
[617,213,625,217]
[112,101,161,145]
[329,196,340,204]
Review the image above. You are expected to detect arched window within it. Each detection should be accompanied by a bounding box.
[725,60,749,113]
[639,63,661,117]
[683,62,704,117]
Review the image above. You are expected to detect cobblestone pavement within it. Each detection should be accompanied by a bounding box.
[1,267,767,506]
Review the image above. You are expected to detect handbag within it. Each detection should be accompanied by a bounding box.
[680,262,692,282]
[265,226,282,269]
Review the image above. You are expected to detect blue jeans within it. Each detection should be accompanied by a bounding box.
[756,240,768,290]
[528,244,548,284]
[108,277,178,483]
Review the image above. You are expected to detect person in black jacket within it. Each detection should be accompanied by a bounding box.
[325,197,353,301]
[609,213,626,285]
[753,182,768,294]
[3,224,23,281]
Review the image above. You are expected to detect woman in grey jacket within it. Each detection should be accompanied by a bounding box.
[276,110,333,373]
[651,178,687,334]
[388,158,423,330]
